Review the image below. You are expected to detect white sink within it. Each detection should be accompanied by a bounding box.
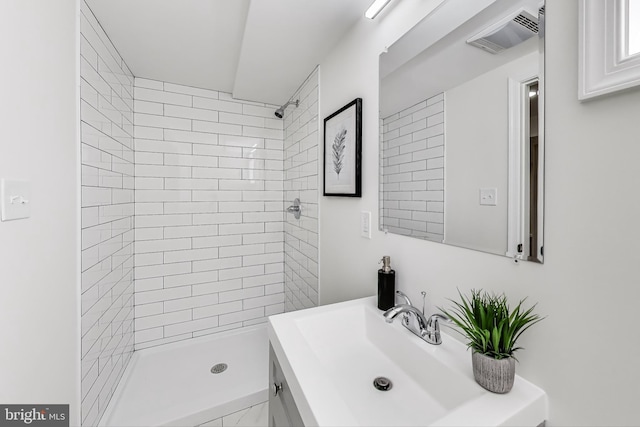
[268,297,547,426]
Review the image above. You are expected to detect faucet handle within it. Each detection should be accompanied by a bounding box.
[421,291,427,316]
[427,317,442,345]
[424,313,449,345]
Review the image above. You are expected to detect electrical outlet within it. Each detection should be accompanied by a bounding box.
[361,211,371,239]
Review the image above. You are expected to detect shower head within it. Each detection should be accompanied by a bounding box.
[274,99,299,119]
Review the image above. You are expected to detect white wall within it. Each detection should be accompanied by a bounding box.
[445,51,538,255]
[0,0,80,425]
[319,0,445,303]
[319,0,640,425]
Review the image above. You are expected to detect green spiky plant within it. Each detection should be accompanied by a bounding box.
[440,289,543,360]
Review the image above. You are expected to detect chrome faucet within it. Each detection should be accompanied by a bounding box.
[394,291,412,327]
[395,290,412,305]
[384,304,428,330]
[383,294,451,345]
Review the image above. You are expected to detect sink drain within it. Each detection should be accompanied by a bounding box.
[210,363,228,374]
[373,376,392,391]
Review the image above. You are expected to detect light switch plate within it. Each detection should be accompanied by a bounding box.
[1,179,31,221]
[479,188,497,206]
[361,211,371,239]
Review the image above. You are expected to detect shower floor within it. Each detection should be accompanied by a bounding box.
[99,324,269,427]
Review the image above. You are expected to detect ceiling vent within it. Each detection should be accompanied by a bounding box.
[467,8,539,54]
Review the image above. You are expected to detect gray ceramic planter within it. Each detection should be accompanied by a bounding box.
[472,351,516,394]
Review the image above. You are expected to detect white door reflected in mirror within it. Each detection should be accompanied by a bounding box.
[628,0,640,56]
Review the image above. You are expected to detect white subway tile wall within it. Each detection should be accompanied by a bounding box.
[133,77,287,349]
[80,1,135,425]
[380,94,445,241]
[283,69,320,311]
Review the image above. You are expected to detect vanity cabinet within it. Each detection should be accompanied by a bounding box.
[269,344,304,427]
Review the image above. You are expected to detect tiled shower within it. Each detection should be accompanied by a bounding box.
[80,2,135,425]
[132,77,286,351]
[78,1,319,424]
[283,70,320,311]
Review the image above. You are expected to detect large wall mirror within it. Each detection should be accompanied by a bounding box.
[379,0,545,263]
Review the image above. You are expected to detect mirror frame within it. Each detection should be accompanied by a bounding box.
[378,0,546,263]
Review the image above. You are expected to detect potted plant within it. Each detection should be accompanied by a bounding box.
[440,289,543,394]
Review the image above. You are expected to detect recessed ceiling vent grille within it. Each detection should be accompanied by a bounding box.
[467,9,539,54]
[513,13,538,33]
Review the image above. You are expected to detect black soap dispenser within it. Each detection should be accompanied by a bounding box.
[377,256,396,310]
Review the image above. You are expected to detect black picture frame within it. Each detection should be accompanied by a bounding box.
[323,98,362,197]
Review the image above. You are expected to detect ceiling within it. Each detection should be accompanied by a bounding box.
[380,0,541,117]
[86,0,372,106]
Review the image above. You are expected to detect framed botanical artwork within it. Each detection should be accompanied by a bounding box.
[323,98,362,197]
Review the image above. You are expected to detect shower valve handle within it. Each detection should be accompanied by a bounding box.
[286,198,301,219]
[272,382,283,396]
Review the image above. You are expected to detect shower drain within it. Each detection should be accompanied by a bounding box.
[210,363,228,374]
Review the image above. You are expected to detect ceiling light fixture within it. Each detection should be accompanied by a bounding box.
[365,0,392,19]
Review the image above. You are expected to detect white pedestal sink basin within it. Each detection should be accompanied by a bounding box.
[268,296,547,426]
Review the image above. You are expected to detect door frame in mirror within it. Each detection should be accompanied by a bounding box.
[507,73,544,263]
